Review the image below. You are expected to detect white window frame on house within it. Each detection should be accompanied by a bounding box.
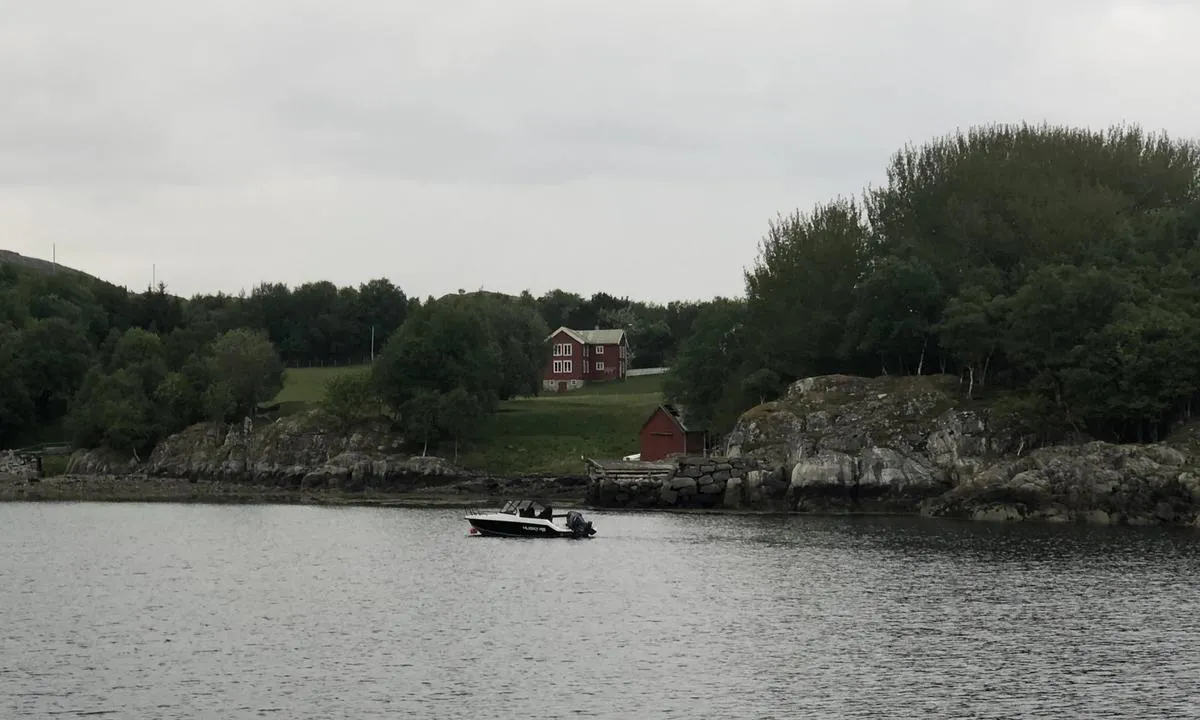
[553,359,573,374]
[596,361,605,371]
[554,342,572,357]
[595,345,604,354]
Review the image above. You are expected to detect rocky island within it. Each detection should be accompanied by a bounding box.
[588,373,1200,527]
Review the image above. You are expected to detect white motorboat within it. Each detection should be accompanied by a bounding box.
[465,499,597,538]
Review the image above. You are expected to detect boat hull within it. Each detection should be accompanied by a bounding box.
[465,514,578,538]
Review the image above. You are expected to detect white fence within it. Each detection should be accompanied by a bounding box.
[627,367,669,377]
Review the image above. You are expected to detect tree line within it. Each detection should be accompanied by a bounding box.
[666,122,1200,446]
[56,276,695,370]
[0,262,712,454]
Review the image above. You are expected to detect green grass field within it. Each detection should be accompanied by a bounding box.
[272,366,664,475]
[458,375,665,475]
[272,365,369,409]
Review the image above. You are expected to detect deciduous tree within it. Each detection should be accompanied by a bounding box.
[207,328,285,421]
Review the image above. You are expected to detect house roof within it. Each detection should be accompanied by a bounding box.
[579,328,626,345]
[546,326,627,345]
[640,403,701,433]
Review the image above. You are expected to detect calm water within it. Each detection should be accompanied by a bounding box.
[3,504,1200,719]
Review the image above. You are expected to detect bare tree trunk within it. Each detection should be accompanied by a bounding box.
[916,338,927,376]
[967,364,975,399]
[981,351,992,388]
[422,436,428,457]
[1053,380,1083,435]
[879,352,888,375]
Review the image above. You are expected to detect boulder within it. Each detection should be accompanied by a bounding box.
[726,372,1200,525]
[924,441,1200,526]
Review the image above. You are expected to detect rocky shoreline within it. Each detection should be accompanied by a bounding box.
[9,414,591,507]
[9,372,1200,528]
[0,472,588,507]
[590,374,1200,528]
[0,412,592,507]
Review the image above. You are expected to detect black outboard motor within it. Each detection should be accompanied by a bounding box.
[565,510,597,538]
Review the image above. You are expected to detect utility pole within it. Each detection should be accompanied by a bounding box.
[52,244,57,271]
[370,325,376,362]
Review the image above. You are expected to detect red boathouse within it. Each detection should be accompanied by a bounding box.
[638,404,707,462]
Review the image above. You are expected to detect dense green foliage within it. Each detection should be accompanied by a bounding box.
[320,370,380,430]
[371,292,548,452]
[0,260,707,457]
[169,281,698,371]
[65,327,284,455]
[668,122,1200,444]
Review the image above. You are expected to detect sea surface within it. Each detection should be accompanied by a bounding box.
[2,503,1200,719]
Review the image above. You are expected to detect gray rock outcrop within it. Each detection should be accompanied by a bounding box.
[64,411,583,498]
[725,374,1006,513]
[716,373,1200,525]
[924,441,1200,526]
[0,451,40,482]
[582,372,1200,527]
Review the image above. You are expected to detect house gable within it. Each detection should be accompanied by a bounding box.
[639,404,689,435]
[546,326,587,344]
[545,326,627,346]
[548,328,582,357]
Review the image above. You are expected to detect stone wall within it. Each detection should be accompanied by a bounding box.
[586,455,759,509]
[0,451,41,482]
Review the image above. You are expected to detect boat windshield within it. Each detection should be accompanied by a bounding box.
[500,500,546,516]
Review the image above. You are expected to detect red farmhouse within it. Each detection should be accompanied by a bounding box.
[542,326,629,392]
[639,404,707,461]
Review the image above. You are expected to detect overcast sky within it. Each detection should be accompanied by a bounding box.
[2,1,1198,303]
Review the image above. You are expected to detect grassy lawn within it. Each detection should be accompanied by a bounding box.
[459,375,664,476]
[271,366,664,476]
[271,365,370,413]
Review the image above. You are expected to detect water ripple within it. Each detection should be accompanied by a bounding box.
[1,505,1199,718]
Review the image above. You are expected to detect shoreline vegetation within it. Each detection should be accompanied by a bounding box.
[274,366,668,476]
[3,367,660,508]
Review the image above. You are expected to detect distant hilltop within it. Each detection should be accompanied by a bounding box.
[0,249,99,283]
